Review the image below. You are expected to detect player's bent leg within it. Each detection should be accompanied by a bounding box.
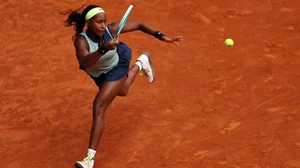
[75,77,126,168]
[117,52,155,97]
[118,65,139,96]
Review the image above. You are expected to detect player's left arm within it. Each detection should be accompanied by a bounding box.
[108,22,183,45]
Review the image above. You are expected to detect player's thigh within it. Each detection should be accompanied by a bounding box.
[93,76,127,109]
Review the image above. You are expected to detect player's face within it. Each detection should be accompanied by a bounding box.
[88,13,107,36]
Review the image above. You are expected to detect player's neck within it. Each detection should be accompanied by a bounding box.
[86,29,102,43]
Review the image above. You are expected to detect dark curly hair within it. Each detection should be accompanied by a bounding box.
[59,4,101,40]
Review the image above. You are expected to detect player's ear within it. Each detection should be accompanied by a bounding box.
[86,20,90,27]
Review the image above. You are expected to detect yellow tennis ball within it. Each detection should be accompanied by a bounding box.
[225,38,234,47]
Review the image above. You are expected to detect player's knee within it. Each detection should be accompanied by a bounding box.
[118,89,128,97]
[93,100,109,117]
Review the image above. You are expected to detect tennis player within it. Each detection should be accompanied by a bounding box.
[60,4,183,168]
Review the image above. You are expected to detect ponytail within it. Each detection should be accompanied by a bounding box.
[59,4,100,40]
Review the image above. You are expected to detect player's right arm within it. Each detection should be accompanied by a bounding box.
[73,36,118,69]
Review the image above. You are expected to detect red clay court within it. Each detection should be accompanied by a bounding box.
[1,0,300,167]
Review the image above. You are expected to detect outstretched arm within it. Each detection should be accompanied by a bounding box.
[108,22,183,46]
[108,22,156,36]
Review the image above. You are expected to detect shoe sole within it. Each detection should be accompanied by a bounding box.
[142,52,155,83]
[75,162,84,168]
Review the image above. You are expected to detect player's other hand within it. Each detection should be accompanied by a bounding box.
[162,36,183,46]
[104,38,119,50]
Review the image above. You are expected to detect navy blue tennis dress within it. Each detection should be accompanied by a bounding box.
[79,26,132,89]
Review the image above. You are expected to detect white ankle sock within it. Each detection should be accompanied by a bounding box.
[87,149,96,159]
[135,61,142,71]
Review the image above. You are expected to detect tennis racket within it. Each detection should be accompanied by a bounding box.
[115,5,134,38]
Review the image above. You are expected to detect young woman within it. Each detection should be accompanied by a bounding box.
[60,4,183,168]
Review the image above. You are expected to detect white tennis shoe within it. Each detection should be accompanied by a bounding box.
[137,52,155,83]
[75,156,94,168]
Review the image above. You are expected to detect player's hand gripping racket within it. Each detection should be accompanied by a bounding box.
[115,5,134,38]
